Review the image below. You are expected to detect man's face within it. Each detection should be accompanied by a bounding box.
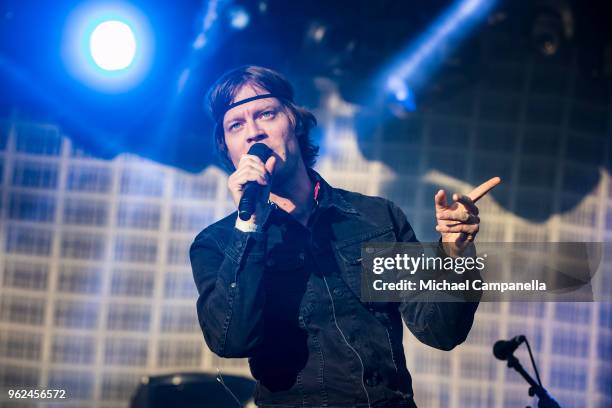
[222,84,303,185]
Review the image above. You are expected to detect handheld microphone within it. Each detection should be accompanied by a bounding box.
[238,143,273,221]
[493,335,526,360]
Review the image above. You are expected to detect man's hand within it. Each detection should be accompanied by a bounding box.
[434,177,501,255]
[228,153,276,225]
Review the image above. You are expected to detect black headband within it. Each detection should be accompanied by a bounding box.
[216,93,286,125]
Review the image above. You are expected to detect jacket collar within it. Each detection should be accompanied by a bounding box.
[307,168,359,215]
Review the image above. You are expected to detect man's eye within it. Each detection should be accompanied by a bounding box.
[229,122,242,131]
[259,110,275,119]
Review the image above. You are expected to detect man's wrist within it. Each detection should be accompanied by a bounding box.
[235,217,262,233]
[234,200,274,233]
[438,237,461,258]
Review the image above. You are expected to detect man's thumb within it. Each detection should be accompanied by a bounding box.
[265,156,276,175]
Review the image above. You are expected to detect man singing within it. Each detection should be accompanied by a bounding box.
[190,65,500,407]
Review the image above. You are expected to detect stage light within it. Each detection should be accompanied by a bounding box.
[530,2,573,58]
[62,2,154,92]
[532,12,562,57]
[380,0,496,96]
[306,22,327,44]
[89,20,136,70]
[386,76,417,114]
[229,6,250,30]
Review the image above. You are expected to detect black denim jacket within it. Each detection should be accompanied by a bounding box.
[190,169,480,408]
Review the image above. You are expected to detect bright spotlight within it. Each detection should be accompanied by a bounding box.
[387,76,417,113]
[89,20,136,71]
[62,2,153,92]
[229,6,250,30]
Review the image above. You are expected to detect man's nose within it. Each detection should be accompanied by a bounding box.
[245,120,267,144]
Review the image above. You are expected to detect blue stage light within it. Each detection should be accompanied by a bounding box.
[62,2,153,92]
[229,6,250,30]
[380,0,497,104]
[387,76,417,112]
[89,20,136,71]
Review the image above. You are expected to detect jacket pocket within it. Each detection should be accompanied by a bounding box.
[333,225,397,300]
[335,224,396,265]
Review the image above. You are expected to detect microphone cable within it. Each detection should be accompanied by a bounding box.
[323,275,372,408]
[216,367,243,407]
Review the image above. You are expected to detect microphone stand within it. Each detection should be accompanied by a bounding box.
[505,354,561,408]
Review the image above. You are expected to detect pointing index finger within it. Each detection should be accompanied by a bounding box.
[467,177,502,203]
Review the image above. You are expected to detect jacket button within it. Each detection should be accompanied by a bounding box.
[266,258,275,267]
[230,282,236,288]
[365,372,380,386]
[236,240,243,248]
[333,287,343,297]
[298,252,305,261]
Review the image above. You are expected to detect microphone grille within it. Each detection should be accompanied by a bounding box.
[247,143,273,161]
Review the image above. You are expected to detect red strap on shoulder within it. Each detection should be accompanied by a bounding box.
[313,181,321,201]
